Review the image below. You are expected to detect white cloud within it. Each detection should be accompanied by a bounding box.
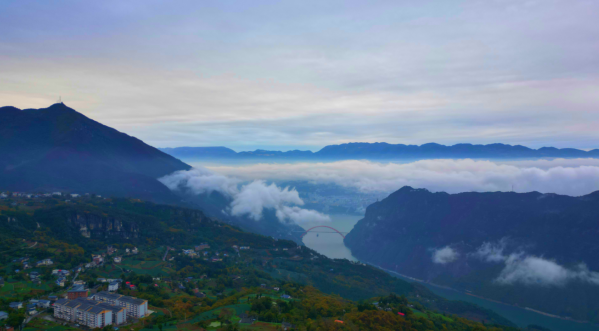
[473,240,508,263]
[276,206,331,224]
[206,158,599,196]
[432,246,459,264]
[230,180,301,220]
[158,167,239,197]
[159,168,329,224]
[472,241,599,286]
[496,255,599,287]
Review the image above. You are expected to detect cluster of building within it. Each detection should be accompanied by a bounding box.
[53,291,148,328]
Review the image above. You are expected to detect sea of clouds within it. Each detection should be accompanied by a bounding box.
[205,158,599,196]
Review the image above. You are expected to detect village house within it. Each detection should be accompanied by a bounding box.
[9,302,23,309]
[36,258,53,267]
[108,282,119,292]
[113,256,122,263]
[67,285,88,300]
[194,243,210,251]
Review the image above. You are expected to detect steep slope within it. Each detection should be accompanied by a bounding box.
[0,103,190,202]
[344,187,599,322]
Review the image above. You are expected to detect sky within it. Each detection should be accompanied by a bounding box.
[1,0,599,151]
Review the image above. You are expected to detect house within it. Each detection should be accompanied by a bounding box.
[238,313,255,324]
[92,291,149,318]
[36,258,53,267]
[282,322,295,330]
[48,296,58,301]
[108,282,119,292]
[9,302,23,309]
[280,294,292,299]
[54,298,127,328]
[194,243,210,251]
[27,306,37,315]
[239,246,250,250]
[37,300,51,308]
[56,278,65,287]
[67,285,88,300]
[29,271,40,280]
[0,311,8,320]
[113,256,122,263]
[131,247,138,254]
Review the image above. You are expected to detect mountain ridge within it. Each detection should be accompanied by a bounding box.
[161,142,599,161]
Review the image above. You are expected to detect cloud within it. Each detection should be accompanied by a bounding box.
[432,246,459,264]
[473,240,508,263]
[158,167,239,197]
[230,180,300,220]
[276,206,331,224]
[472,241,599,286]
[497,255,599,287]
[206,158,599,196]
[159,168,329,224]
[3,1,599,150]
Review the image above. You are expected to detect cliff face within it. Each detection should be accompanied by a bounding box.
[70,213,140,239]
[344,187,599,322]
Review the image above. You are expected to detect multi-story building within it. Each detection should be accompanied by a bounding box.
[54,298,126,328]
[92,291,148,318]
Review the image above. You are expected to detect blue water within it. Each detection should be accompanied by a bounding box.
[305,213,599,331]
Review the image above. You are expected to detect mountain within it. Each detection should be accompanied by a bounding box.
[0,196,518,329]
[0,103,191,203]
[344,187,599,323]
[161,142,599,162]
[0,103,303,243]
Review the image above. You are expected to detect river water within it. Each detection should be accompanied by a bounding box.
[300,213,599,331]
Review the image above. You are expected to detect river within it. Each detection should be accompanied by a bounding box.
[300,213,599,331]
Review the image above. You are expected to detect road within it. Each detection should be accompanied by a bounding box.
[162,247,171,261]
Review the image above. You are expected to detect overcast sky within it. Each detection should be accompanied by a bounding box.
[1,0,598,151]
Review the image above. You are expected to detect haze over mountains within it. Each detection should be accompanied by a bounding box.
[161,143,599,162]
[345,186,599,323]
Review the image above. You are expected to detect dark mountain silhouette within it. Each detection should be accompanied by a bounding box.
[161,142,599,161]
[0,103,190,202]
[344,187,599,323]
[0,103,303,242]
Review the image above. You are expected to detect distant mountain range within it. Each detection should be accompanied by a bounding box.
[161,142,599,161]
[0,103,302,242]
[344,186,599,323]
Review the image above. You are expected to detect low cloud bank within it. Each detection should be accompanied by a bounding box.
[159,168,329,224]
[206,158,599,196]
[432,246,459,264]
[473,241,599,286]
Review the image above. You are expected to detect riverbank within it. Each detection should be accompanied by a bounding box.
[301,213,599,331]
